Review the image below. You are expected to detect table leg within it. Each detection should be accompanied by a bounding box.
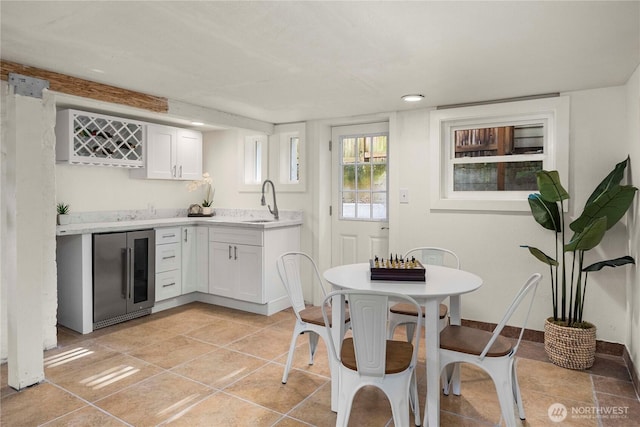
[448,295,461,395]
[330,293,345,412]
[424,298,440,427]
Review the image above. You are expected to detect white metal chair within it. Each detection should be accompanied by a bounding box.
[387,247,460,341]
[276,251,350,384]
[439,273,542,427]
[323,290,422,427]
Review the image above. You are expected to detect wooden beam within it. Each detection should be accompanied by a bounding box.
[1,60,168,113]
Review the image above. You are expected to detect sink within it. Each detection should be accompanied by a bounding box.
[242,219,274,223]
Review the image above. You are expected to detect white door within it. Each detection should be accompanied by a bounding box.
[331,123,389,266]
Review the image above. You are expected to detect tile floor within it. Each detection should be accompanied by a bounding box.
[1,302,639,426]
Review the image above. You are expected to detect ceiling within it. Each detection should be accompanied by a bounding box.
[1,1,639,125]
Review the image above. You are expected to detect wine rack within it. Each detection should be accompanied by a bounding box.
[56,109,145,167]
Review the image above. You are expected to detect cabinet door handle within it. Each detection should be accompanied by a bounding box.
[179,165,183,177]
[162,233,175,238]
[162,282,176,288]
[172,165,176,177]
[228,245,232,259]
[234,245,238,260]
[162,255,176,260]
[184,229,188,242]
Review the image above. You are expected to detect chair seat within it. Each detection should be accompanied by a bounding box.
[340,338,414,374]
[300,305,350,327]
[389,302,448,319]
[440,325,513,357]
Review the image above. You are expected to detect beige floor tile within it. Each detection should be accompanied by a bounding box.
[164,391,282,426]
[141,311,218,336]
[224,363,327,414]
[517,358,594,403]
[172,347,267,389]
[597,392,640,427]
[93,323,178,353]
[129,335,217,369]
[48,353,163,402]
[286,382,336,427]
[1,382,86,426]
[185,318,261,346]
[41,406,128,426]
[227,326,295,360]
[592,376,639,400]
[95,372,213,426]
[273,416,312,426]
[43,342,119,381]
[521,390,597,426]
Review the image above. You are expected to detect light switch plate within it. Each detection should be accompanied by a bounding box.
[399,188,409,204]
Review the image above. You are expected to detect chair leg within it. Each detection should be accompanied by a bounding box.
[441,362,461,396]
[490,368,518,427]
[405,322,416,342]
[282,325,302,384]
[411,372,421,426]
[512,359,526,420]
[308,331,319,365]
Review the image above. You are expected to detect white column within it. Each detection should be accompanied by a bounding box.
[2,86,57,389]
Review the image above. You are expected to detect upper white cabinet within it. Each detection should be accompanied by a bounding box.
[56,109,145,168]
[131,124,202,180]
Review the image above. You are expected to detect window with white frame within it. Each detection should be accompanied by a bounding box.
[276,122,305,192]
[430,96,569,211]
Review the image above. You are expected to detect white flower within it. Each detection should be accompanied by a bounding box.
[187,172,214,206]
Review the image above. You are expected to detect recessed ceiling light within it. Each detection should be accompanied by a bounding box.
[401,94,424,102]
[191,122,204,126]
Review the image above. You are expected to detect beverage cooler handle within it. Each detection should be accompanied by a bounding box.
[126,247,132,299]
[121,248,128,299]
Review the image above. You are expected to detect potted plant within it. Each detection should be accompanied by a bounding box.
[57,203,71,225]
[522,157,637,369]
[187,172,215,215]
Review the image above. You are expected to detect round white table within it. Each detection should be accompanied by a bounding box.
[324,263,483,427]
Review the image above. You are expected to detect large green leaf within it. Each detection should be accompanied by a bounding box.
[528,194,561,231]
[570,185,638,233]
[564,217,607,252]
[521,245,558,266]
[537,170,569,203]
[585,157,629,206]
[583,256,635,272]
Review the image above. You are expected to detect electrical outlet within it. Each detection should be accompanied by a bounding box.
[399,188,409,204]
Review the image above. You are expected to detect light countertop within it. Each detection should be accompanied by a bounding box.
[56,209,303,236]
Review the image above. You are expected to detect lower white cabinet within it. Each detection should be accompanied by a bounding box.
[155,228,182,301]
[208,225,300,306]
[182,226,208,294]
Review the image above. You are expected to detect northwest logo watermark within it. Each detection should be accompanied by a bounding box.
[548,403,629,422]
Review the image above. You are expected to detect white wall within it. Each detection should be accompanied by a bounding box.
[387,87,633,344]
[626,64,640,378]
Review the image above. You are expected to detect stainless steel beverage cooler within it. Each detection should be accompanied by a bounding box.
[93,230,155,329]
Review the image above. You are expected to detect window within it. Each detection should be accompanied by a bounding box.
[430,96,569,211]
[276,122,305,192]
[340,132,388,220]
[238,133,268,192]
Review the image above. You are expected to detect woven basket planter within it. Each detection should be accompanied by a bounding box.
[544,318,596,370]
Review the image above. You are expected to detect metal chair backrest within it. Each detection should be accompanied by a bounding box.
[404,247,460,269]
[480,273,542,360]
[322,290,422,377]
[277,252,328,322]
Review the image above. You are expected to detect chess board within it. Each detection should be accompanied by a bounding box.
[369,259,426,281]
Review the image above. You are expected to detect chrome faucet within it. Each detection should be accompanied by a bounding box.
[261,179,279,220]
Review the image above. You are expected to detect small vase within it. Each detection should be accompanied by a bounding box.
[202,207,213,215]
[57,214,71,225]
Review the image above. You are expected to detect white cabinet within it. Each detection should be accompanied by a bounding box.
[155,228,182,301]
[132,124,202,180]
[208,225,300,306]
[182,226,208,294]
[56,109,145,168]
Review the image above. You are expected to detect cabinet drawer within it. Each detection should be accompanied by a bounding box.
[209,227,263,246]
[156,242,181,272]
[156,228,180,245]
[156,270,182,301]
